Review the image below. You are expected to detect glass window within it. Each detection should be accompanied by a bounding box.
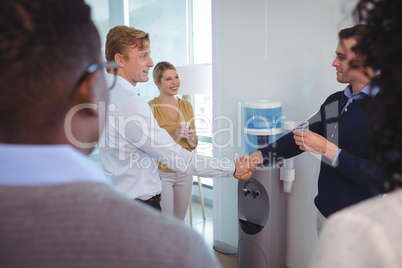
[128,0,187,101]
[193,0,212,64]
[192,0,213,186]
[85,0,110,54]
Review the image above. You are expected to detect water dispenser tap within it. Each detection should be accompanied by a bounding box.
[243,188,252,197]
[252,191,261,199]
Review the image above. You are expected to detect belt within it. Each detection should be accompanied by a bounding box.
[137,194,161,203]
[147,194,161,203]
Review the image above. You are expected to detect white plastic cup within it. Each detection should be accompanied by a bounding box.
[179,122,190,128]
[284,181,293,193]
[295,121,309,132]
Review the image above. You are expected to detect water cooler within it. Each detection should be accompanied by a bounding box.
[243,100,283,155]
[238,100,288,268]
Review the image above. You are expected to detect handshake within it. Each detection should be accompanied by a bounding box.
[233,151,264,180]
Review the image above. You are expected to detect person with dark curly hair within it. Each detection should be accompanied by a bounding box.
[0,0,221,267]
[311,1,402,267]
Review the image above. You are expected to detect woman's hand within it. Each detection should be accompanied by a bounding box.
[186,125,197,149]
[172,123,188,141]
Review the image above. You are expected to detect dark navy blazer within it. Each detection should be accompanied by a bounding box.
[259,90,385,217]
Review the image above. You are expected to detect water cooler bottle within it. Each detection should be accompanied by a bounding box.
[243,100,283,155]
[238,100,288,268]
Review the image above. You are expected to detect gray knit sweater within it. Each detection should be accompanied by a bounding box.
[0,182,220,268]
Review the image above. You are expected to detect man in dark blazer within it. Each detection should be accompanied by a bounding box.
[247,25,384,233]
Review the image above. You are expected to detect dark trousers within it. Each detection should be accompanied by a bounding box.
[136,194,162,211]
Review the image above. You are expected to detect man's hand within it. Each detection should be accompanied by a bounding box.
[293,130,338,161]
[234,155,253,180]
[248,150,263,169]
[233,151,264,180]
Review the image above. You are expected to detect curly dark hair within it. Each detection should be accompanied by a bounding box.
[0,0,100,140]
[354,0,402,191]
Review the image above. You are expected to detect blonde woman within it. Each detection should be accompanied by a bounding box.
[148,61,198,220]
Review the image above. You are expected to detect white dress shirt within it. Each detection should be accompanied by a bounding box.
[310,190,402,268]
[99,74,235,200]
[0,144,112,186]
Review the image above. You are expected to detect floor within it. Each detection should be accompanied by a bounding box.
[184,201,238,268]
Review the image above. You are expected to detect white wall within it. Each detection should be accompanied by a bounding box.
[212,0,356,267]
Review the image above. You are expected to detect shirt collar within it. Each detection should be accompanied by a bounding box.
[106,73,139,95]
[344,82,379,99]
[0,144,112,186]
